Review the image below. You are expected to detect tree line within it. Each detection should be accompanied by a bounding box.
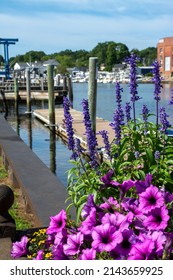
[0,41,157,73]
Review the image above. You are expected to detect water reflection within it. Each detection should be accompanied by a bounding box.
[49,129,56,174]
[1,82,173,187]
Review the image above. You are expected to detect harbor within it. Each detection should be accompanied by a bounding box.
[4,81,173,188]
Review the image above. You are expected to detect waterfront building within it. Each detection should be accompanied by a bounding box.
[157,36,173,77]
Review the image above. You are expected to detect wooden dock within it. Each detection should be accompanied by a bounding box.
[33,108,115,148]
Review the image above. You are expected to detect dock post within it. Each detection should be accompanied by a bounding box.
[63,75,67,91]
[14,77,19,115]
[88,57,98,134]
[67,76,73,107]
[47,65,55,132]
[26,69,31,115]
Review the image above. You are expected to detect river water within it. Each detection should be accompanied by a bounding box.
[3,82,173,187]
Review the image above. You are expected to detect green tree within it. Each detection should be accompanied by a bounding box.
[105,42,117,71]
[24,51,46,62]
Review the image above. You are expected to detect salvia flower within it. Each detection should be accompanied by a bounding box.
[142,104,150,134]
[152,60,162,127]
[125,102,131,123]
[134,151,140,159]
[110,106,124,145]
[152,60,162,102]
[154,150,160,161]
[82,99,98,168]
[169,87,173,104]
[126,53,140,103]
[63,96,77,159]
[160,107,171,133]
[98,130,111,157]
[125,53,140,123]
[115,82,123,108]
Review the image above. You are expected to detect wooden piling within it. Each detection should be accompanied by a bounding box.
[63,75,67,91]
[88,57,98,134]
[47,65,55,132]
[26,69,31,114]
[67,77,73,107]
[0,90,8,118]
[14,77,19,115]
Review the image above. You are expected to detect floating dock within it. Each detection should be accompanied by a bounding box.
[33,108,115,148]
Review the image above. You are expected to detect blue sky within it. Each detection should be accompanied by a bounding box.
[0,0,173,57]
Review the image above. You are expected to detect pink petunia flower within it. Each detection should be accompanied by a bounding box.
[139,185,164,213]
[63,232,84,255]
[79,248,96,260]
[46,209,67,235]
[11,236,28,258]
[143,206,170,231]
[128,237,155,260]
[92,223,123,253]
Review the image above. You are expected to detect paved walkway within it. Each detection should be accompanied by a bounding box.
[33,108,115,148]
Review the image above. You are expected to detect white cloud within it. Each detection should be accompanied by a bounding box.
[0,2,172,57]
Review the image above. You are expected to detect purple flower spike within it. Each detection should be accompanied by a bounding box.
[46,209,67,235]
[142,104,150,135]
[125,53,140,123]
[98,130,111,157]
[152,60,162,102]
[63,96,77,160]
[154,150,160,161]
[110,106,124,145]
[115,82,123,108]
[82,99,98,168]
[63,232,84,255]
[11,236,28,258]
[152,60,162,127]
[92,223,123,253]
[125,102,131,123]
[160,107,171,133]
[169,87,173,104]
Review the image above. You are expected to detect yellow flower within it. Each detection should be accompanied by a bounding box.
[38,240,45,246]
[45,252,52,259]
[27,255,32,259]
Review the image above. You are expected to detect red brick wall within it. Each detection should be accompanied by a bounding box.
[157,37,173,77]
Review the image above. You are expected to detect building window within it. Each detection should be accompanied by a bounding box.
[160,56,163,66]
[160,48,163,53]
[165,57,170,71]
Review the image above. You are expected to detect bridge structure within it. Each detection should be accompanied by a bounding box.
[0,38,19,79]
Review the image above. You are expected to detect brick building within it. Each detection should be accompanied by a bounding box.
[157,36,173,77]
